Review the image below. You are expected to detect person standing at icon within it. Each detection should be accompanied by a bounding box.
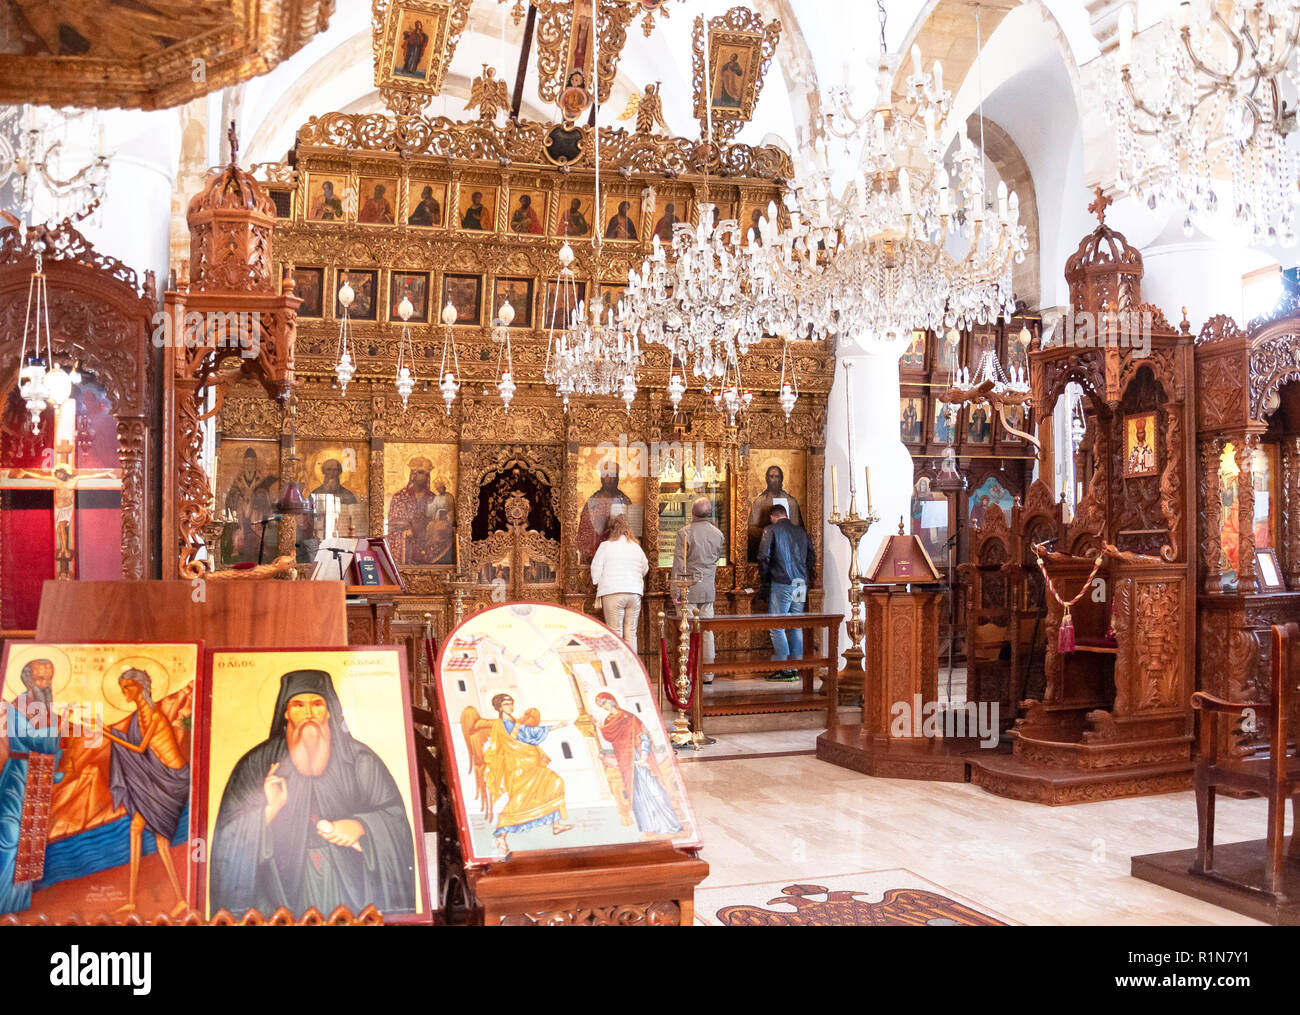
[671,497,725,681]
[590,514,649,653]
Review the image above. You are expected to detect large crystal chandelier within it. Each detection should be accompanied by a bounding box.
[544,245,640,407]
[540,6,642,410]
[1111,1,1300,245]
[749,1,1027,340]
[624,16,770,383]
[1,107,111,226]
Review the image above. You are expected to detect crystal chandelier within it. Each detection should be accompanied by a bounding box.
[1,107,111,226]
[17,239,79,433]
[334,280,356,396]
[624,20,769,381]
[938,331,1037,448]
[395,294,417,409]
[438,299,462,415]
[750,1,1027,340]
[1112,1,1300,244]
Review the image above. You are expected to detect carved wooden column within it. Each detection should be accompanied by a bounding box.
[1236,433,1259,593]
[562,425,584,611]
[1200,437,1223,594]
[1285,436,1300,590]
[116,415,149,580]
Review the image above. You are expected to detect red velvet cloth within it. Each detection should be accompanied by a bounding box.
[1,489,55,630]
[74,490,122,580]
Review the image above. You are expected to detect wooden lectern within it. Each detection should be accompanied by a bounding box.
[818,525,973,780]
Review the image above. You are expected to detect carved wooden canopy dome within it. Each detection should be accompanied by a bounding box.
[1065,188,1144,316]
[0,0,334,110]
[186,126,277,294]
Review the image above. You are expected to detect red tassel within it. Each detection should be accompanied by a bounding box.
[1058,609,1076,654]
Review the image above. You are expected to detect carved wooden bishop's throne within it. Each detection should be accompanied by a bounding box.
[969,192,1198,804]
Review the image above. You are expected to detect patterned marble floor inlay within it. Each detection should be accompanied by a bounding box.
[698,869,1013,926]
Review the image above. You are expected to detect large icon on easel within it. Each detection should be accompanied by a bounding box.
[438,603,700,862]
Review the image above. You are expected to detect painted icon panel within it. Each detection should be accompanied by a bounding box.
[438,603,700,863]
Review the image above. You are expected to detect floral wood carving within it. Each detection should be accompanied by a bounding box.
[1135,581,1180,711]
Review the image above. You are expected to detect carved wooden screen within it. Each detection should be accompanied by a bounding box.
[0,224,154,627]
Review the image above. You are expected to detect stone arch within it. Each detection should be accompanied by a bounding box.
[965,113,1041,309]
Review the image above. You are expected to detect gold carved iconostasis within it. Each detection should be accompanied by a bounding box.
[209,91,829,649]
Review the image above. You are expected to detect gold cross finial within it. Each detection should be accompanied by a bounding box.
[1088,186,1112,225]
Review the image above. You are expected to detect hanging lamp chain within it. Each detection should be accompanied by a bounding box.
[878,0,887,55]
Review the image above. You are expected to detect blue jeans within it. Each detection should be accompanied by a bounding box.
[768,579,806,662]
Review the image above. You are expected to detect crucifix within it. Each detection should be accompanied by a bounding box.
[0,396,121,580]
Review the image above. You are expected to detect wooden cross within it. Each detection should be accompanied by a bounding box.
[227,120,239,165]
[1088,186,1113,225]
[0,400,121,580]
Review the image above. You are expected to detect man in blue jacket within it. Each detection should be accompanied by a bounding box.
[757,504,815,680]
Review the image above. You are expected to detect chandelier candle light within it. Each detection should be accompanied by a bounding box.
[334,280,356,396]
[1112,0,1300,245]
[395,294,417,409]
[438,299,462,414]
[17,239,79,433]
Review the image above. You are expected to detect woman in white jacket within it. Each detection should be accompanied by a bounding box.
[590,514,649,652]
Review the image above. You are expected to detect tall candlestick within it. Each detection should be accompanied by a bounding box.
[843,360,857,511]
[865,466,872,515]
[832,465,840,515]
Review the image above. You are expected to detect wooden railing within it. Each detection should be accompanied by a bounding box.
[682,611,841,731]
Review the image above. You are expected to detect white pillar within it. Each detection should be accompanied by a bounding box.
[822,332,914,663]
[1140,240,1276,328]
[77,108,180,292]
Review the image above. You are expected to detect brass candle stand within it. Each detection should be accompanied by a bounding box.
[828,497,879,703]
[668,572,699,749]
[445,572,477,625]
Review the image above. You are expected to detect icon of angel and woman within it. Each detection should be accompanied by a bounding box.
[460,689,681,855]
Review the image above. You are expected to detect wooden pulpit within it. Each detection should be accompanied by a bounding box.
[818,528,972,781]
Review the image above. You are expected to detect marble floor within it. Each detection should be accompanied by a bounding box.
[677,729,1269,925]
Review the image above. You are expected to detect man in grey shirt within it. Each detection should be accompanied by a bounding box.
[671,497,725,682]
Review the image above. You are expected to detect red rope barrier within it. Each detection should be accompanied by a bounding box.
[1032,543,1104,654]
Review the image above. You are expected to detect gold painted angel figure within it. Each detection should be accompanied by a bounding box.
[617,81,669,135]
[467,65,509,124]
[460,694,573,855]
